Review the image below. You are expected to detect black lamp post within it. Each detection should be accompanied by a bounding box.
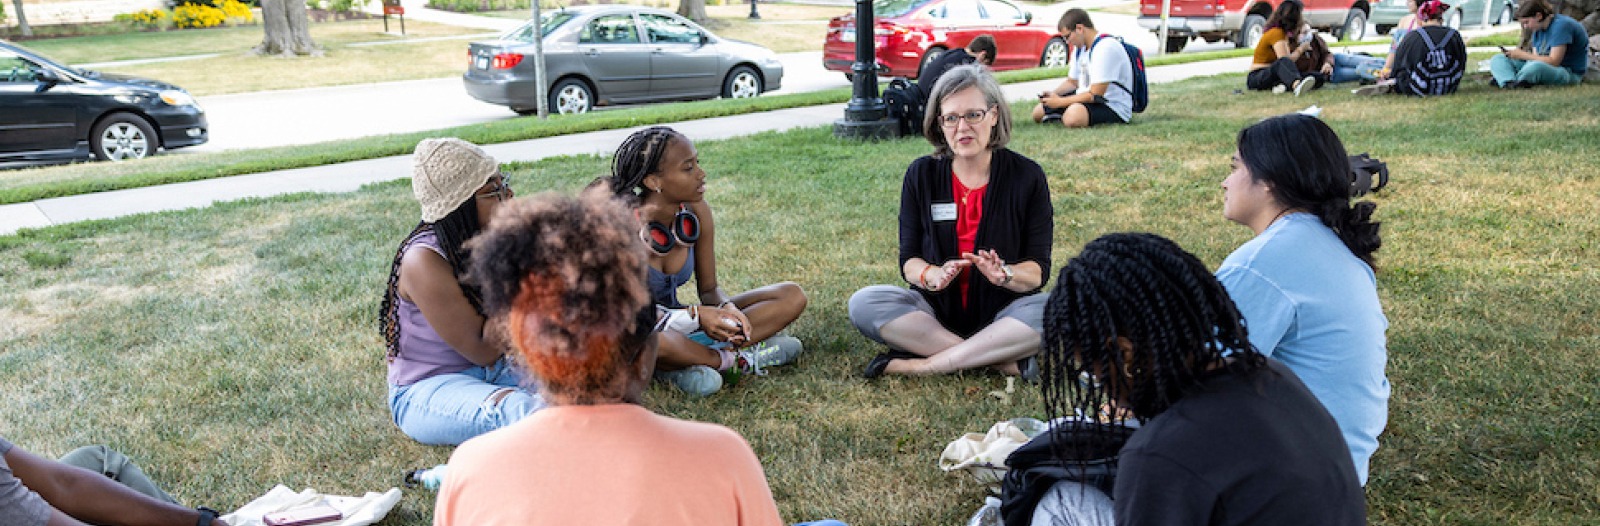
[832,0,897,139]
[748,0,760,19]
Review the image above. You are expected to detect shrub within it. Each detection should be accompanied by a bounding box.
[173,4,227,28]
[115,9,176,30]
[426,0,532,13]
[220,0,255,23]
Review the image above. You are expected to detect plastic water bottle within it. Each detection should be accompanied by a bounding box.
[966,496,1003,526]
[404,464,447,490]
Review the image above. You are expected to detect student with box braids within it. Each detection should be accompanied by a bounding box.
[1216,113,1389,485]
[1023,232,1364,525]
[597,126,808,397]
[378,138,545,446]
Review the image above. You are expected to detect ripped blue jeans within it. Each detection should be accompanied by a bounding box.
[388,358,546,446]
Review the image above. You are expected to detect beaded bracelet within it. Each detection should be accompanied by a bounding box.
[919,265,935,289]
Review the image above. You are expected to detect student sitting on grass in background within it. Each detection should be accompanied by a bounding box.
[1490,0,1590,88]
[1026,233,1365,525]
[1246,0,1326,95]
[1,437,231,526]
[1356,0,1466,96]
[380,138,544,446]
[1030,9,1135,128]
[433,187,785,526]
[597,126,807,397]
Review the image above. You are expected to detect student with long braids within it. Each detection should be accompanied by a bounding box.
[1217,114,1390,485]
[599,126,808,397]
[379,138,544,445]
[435,187,786,526]
[1027,232,1364,525]
[850,64,1052,379]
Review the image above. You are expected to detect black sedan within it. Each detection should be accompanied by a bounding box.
[465,5,784,115]
[1,39,208,166]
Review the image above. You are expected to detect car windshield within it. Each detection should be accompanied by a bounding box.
[2,43,82,76]
[501,10,578,42]
[874,0,928,17]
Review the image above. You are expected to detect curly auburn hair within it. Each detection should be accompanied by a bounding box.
[466,185,655,404]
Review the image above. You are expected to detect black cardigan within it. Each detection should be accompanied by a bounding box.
[897,148,1053,337]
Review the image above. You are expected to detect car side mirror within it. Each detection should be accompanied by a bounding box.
[35,68,60,92]
[699,32,710,45]
[1024,12,1033,24]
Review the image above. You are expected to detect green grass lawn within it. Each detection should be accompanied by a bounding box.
[1,72,1597,524]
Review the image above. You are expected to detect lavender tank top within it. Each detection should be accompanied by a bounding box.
[387,230,477,386]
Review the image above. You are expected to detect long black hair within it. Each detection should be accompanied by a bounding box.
[1237,114,1381,268]
[1041,233,1263,433]
[379,199,485,360]
[593,126,685,205]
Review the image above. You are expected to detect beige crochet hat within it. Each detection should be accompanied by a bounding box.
[412,138,499,222]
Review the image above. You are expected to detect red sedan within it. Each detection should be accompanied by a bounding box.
[823,0,1067,80]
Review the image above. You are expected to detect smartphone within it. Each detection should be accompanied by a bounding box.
[263,505,343,526]
[1498,45,1510,53]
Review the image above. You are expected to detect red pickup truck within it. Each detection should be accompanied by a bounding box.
[1136,0,1372,52]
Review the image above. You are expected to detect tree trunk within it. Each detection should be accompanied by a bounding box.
[677,0,707,24]
[255,0,320,57]
[9,0,31,38]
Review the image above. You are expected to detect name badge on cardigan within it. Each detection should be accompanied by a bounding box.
[931,203,957,222]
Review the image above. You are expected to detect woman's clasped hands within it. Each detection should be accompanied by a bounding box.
[697,303,753,347]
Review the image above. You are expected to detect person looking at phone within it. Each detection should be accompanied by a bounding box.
[1029,9,1134,128]
[433,188,784,526]
[1246,0,1325,95]
[1215,114,1391,485]
[595,126,807,397]
[0,437,231,526]
[851,64,1053,379]
[379,138,546,446]
[1489,0,1589,88]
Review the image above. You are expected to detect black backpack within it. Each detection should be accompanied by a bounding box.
[1090,35,1149,113]
[1399,27,1463,96]
[883,79,928,137]
[999,422,1136,526]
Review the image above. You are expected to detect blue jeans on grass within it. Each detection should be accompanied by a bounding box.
[388,358,546,446]
[1489,55,1582,86]
[1332,53,1387,84]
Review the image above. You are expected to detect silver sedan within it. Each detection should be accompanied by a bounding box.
[465,5,785,115]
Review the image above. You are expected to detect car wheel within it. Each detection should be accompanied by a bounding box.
[722,66,763,99]
[1238,14,1266,49]
[1496,4,1513,25]
[1375,24,1394,35]
[91,112,156,162]
[1041,37,1068,67]
[549,78,593,115]
[1445,9,1461,29]
[511,106,538,116]
[1339,9,1367,41]
[917,46,946,80]
[1164,35,1188,54]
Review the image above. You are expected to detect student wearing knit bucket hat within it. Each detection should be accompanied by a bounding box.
[378,137,546,446]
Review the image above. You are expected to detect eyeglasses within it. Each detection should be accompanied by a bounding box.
[939,107,995,128]
[476,173,513,202]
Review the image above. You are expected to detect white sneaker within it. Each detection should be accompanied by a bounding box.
[1272,85,1288,94]
[655,365,722,397]
[1293,77,1313,97]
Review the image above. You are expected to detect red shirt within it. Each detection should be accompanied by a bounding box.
[953,171,986,307]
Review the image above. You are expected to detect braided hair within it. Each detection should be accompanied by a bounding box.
[1237,114,1381,269]
[1040,233,1263,457]
[379,198,485,360]
[592,126,686,204]
[466,185,654,405]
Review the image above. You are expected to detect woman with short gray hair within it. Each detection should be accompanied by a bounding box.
[849,64,1053,379]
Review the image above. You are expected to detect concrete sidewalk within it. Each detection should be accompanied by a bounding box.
[0,56,1271,236]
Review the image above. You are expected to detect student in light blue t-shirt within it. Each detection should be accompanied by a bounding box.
[1215,114,1391,486]
[1489,0,1590,88]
